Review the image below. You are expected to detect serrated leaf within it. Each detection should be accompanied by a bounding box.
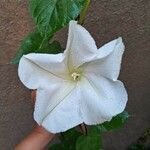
[76,134,102,150]
[29,0,87,36]
[96,111,130,132]
[11,30,62,64]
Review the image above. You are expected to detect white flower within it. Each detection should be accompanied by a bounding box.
[18,21,128,133]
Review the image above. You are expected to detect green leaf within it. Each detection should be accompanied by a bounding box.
[96,111,130,132]
[50,112,129,150]
[128,144,146,150]
[60,128,82,150]
[11,30,62,64]
[29,0,88,36]
[89,125,102,135]
[76,134,102,150]
[60,128,82,144]
[11,48,24,64]
[49,128,82,150]
[50,144,65,150]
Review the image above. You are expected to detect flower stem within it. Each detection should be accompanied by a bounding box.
[79,123,88,135]
[78,0,91,25]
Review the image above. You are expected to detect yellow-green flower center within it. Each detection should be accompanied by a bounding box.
[71,72,81,81]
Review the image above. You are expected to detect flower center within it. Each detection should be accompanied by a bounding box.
[71,72,81,81]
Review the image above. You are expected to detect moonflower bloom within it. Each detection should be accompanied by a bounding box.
[18,21,128,133]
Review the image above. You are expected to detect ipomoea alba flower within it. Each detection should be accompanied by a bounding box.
[18,21,128,133]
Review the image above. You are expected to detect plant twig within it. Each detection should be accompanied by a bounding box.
[78,0,91,25]
[79,123,88,135]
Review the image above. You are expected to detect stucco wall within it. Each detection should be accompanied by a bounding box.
[0,0,150,149]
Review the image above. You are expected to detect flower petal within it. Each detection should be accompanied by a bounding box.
[18,53,68,89]
[35,84,82,133]
[84,37,125,81]
[79,73,128,125]
[65,21,98,70]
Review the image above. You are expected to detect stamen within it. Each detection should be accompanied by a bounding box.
[71,72,81,81]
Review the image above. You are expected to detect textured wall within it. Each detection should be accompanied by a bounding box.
[0,0,150,149]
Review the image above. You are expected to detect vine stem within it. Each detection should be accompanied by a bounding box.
[78,0,91,25]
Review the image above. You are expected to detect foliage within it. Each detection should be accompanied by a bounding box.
[12,0,89,64]
[49,111,129,150]
[50,128,82,150]
[29,0,87,36]
[11,30,62,64]
[76,134,102,150]
[95,111,130,132]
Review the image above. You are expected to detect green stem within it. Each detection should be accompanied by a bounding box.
[78,0,91,25]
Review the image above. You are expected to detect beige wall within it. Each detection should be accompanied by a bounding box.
[0,0,150,149]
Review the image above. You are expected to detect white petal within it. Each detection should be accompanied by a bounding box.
[18,53,68,89]
[65,21,98,70]
[84,37,125,81]
[79,74,128,125]
[36,84,83,133]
